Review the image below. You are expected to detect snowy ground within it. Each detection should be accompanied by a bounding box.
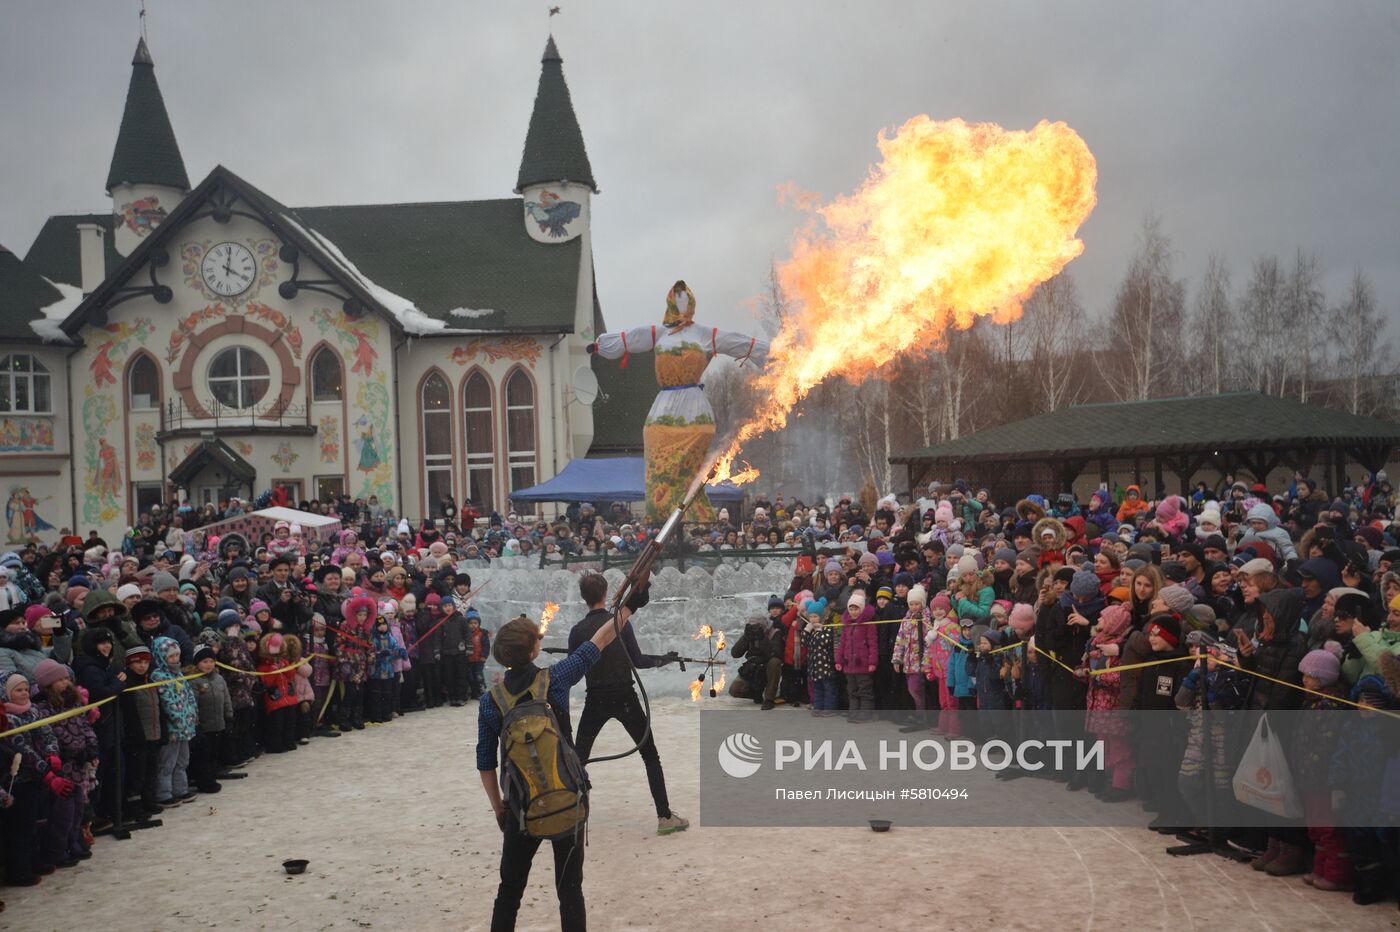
[4,697,1396,931]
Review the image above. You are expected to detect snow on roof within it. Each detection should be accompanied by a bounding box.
[449,306,497,318]
[31,279,82,343]
[251,506,341,526]
[290,217,448,336]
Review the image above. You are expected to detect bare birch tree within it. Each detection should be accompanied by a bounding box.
[1019,270,1088,410]
[1327,269,1394,415]
[1237,256,1286,395]
[1283,249,1325,402]
[1190,252,1233,396]
[1104,215,1186,401]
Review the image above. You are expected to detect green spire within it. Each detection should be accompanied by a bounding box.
[106,37,190,194]
[515,36,597,193]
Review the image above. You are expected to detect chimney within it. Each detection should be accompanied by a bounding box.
[76,223,105,293]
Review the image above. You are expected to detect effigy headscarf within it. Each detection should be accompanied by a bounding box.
[663,280,697,331]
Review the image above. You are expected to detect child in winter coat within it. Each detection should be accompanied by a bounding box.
[216,615,258,762]
[187,644,232,793]
[973,629,1010,714]
[381,599,411,715]
[397,593,421,711]
[338,595,375,729]
[286,630,316,742]
[892,585,933,714]
[305,613,337,733]
[0,672,63,884]
[1134,614,1189,823]
[152,635,198,806]
[800,597,837,714]
[836,590,878,721]
[465,609,491,701]
[367,612,407,723]
[1174,632,1248,830]
[924,592,962,735]
[119,644,162,815]
[257,633,300,752]
[1081,603,1133,800]
[31,659,98,868]
[945,619,979,737]
[1293,647,1351,890]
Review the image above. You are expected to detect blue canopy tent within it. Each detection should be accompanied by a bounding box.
[509,457,744,506]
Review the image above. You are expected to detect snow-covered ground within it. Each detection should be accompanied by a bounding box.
[4,697,1392,931]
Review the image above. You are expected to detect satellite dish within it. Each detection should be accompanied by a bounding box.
[571,365,601,405]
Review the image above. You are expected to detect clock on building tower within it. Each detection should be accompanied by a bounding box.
[200,241,256,296]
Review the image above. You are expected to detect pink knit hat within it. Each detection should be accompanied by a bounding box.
[1008,603,1035,635]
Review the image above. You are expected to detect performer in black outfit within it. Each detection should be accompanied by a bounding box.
[567,573,690,836]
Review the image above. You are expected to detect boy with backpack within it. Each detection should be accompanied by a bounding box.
[476,574,646,932]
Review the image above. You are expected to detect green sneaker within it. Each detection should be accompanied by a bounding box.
[657,813,690,835]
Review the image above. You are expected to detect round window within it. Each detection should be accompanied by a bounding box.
[207,346,270,409]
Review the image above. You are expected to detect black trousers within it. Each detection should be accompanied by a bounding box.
[573,688,671,820]
[491,824,585,932]
[467,662,487,700]
[367,679,395,722]
[0,780,41,883]
[340,683,365,729]
[264,707,297,752]
[419,662,442,707]
[124,738,159,808]
[188,732,221,787]
[399,668,419,710]
[442,654,469,702]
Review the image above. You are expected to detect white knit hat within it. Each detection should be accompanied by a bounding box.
[907,585,928,607]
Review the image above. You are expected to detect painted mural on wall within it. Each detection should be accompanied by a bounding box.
[318,416,340,464]
[90,319,155,387]
[244,303,304,359]
[134,423,157,470]
[449,336,541,367]
[311,307,379,375]
[523,189,582,239]
[234,440,254,457]
[82,387,122,525]
[353,378,394,508]
[117,196,167,237]
[166,303,228,363]
[0,417,55,453]
[6,487,55,544]
[180,238,280,305]
[272,441,299,472]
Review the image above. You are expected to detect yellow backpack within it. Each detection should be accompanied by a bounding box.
[490,669,589,840]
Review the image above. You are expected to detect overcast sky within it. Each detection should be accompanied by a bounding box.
[3,2,1397,340]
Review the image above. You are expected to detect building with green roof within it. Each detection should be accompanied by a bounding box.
[890,392,1400,502]
[3,33,644,544]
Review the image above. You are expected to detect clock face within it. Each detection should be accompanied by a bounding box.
[200,242,256,296]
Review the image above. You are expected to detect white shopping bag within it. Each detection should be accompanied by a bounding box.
[1232,714,1302,819]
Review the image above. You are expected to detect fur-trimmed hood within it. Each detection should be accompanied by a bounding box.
[1017,498,1047,523]
[1032,517,1067,551]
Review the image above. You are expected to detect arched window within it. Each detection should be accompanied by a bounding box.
[208,346,269,409]
[505,369,536,493]
[128,354,160,410]
[463,371,495,511]
[421,371,454,516]
[0,354,52,414]
[309,346,343,402]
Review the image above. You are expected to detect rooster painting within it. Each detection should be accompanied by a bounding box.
[524,189,581,238]
[117,196,168,236]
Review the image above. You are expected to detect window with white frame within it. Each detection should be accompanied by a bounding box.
[0,354,52,414]
[463,371,495,511]
[207,346,270,409]
[505,369,536,493]
[421,372,454,516]
[128,354,160,410]
[309,346,343,402]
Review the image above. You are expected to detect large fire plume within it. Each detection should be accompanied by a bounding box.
[714,116,1097,481]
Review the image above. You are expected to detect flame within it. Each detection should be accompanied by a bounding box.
[690,677,703,702]
[713,116,1097,480]
[715,629,727,652]
[538,602,560,637]
[694,624,713,640]
[714,669,726,694]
